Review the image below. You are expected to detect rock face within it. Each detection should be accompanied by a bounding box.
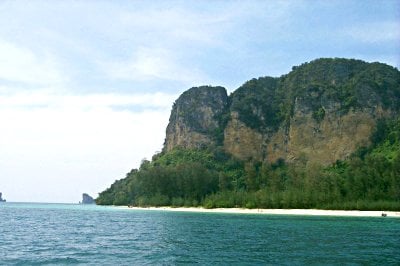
[164,58,400,165]
[0,192,6,202]
[164,86,229,151]
[81,193,95,204]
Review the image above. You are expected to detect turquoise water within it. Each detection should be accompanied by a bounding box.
[0,203,399,265]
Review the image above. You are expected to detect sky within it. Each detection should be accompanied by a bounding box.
[0,0,399,203]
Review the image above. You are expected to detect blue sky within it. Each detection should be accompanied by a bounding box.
[0,0,399,203]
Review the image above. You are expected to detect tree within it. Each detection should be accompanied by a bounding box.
[244,162,258,191]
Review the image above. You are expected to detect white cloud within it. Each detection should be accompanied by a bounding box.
[104,47,208,85]
[0,40,67,86]
[0,90,175,203]
[0,89,177,110]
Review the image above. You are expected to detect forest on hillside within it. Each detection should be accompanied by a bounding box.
[96,117,400,210]
[97,59,400,210]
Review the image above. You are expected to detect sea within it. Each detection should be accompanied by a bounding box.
[0,202,399,265]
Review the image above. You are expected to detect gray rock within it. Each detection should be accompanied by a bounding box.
[0,192,6,202]
[81,193,95,204]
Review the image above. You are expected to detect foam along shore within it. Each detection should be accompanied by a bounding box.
[117,206,400,218]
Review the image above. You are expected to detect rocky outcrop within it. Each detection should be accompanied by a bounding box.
[223,112,265,161]
[164,58,400,165]
[224,105,392,165]
[0,192,6,202]
[81,193,95,204]
[164,86,229,151]
[283,105,388,164]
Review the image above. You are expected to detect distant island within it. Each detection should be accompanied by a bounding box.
[80,193,95,204]
[0,192,6,202]
[96,58,400,211]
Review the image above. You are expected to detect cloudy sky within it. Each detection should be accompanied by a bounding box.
[0,0,399,203]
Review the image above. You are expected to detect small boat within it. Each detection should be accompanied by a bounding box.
[381,213,387,217]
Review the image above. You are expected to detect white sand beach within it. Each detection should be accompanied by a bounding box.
[118,206,400,218]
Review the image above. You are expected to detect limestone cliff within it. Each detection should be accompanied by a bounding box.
[81,193,95,204]
[164,58,400,165]
[164,86,228,151]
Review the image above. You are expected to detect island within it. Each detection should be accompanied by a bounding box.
[96,58,400,211]
[0,192,6,202]
[80,193,95,204]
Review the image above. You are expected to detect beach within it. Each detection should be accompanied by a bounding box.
[119,206,400,218]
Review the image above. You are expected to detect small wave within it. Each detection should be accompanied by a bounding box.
[14,257,85,265]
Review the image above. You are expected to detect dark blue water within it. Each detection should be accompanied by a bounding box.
[0,203,399,265]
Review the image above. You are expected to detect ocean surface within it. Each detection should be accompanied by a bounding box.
[0,203,399,265]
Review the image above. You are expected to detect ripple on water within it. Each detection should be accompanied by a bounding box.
[0,203,399,265]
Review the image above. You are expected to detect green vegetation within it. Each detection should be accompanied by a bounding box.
[230,77,281,131]
[97,118,400,210]
[97,58,400,210]
[312,106,325,123]
[96,148,244,207]
[231,58,400,130]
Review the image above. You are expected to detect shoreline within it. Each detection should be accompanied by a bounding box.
[117,206,400,218]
